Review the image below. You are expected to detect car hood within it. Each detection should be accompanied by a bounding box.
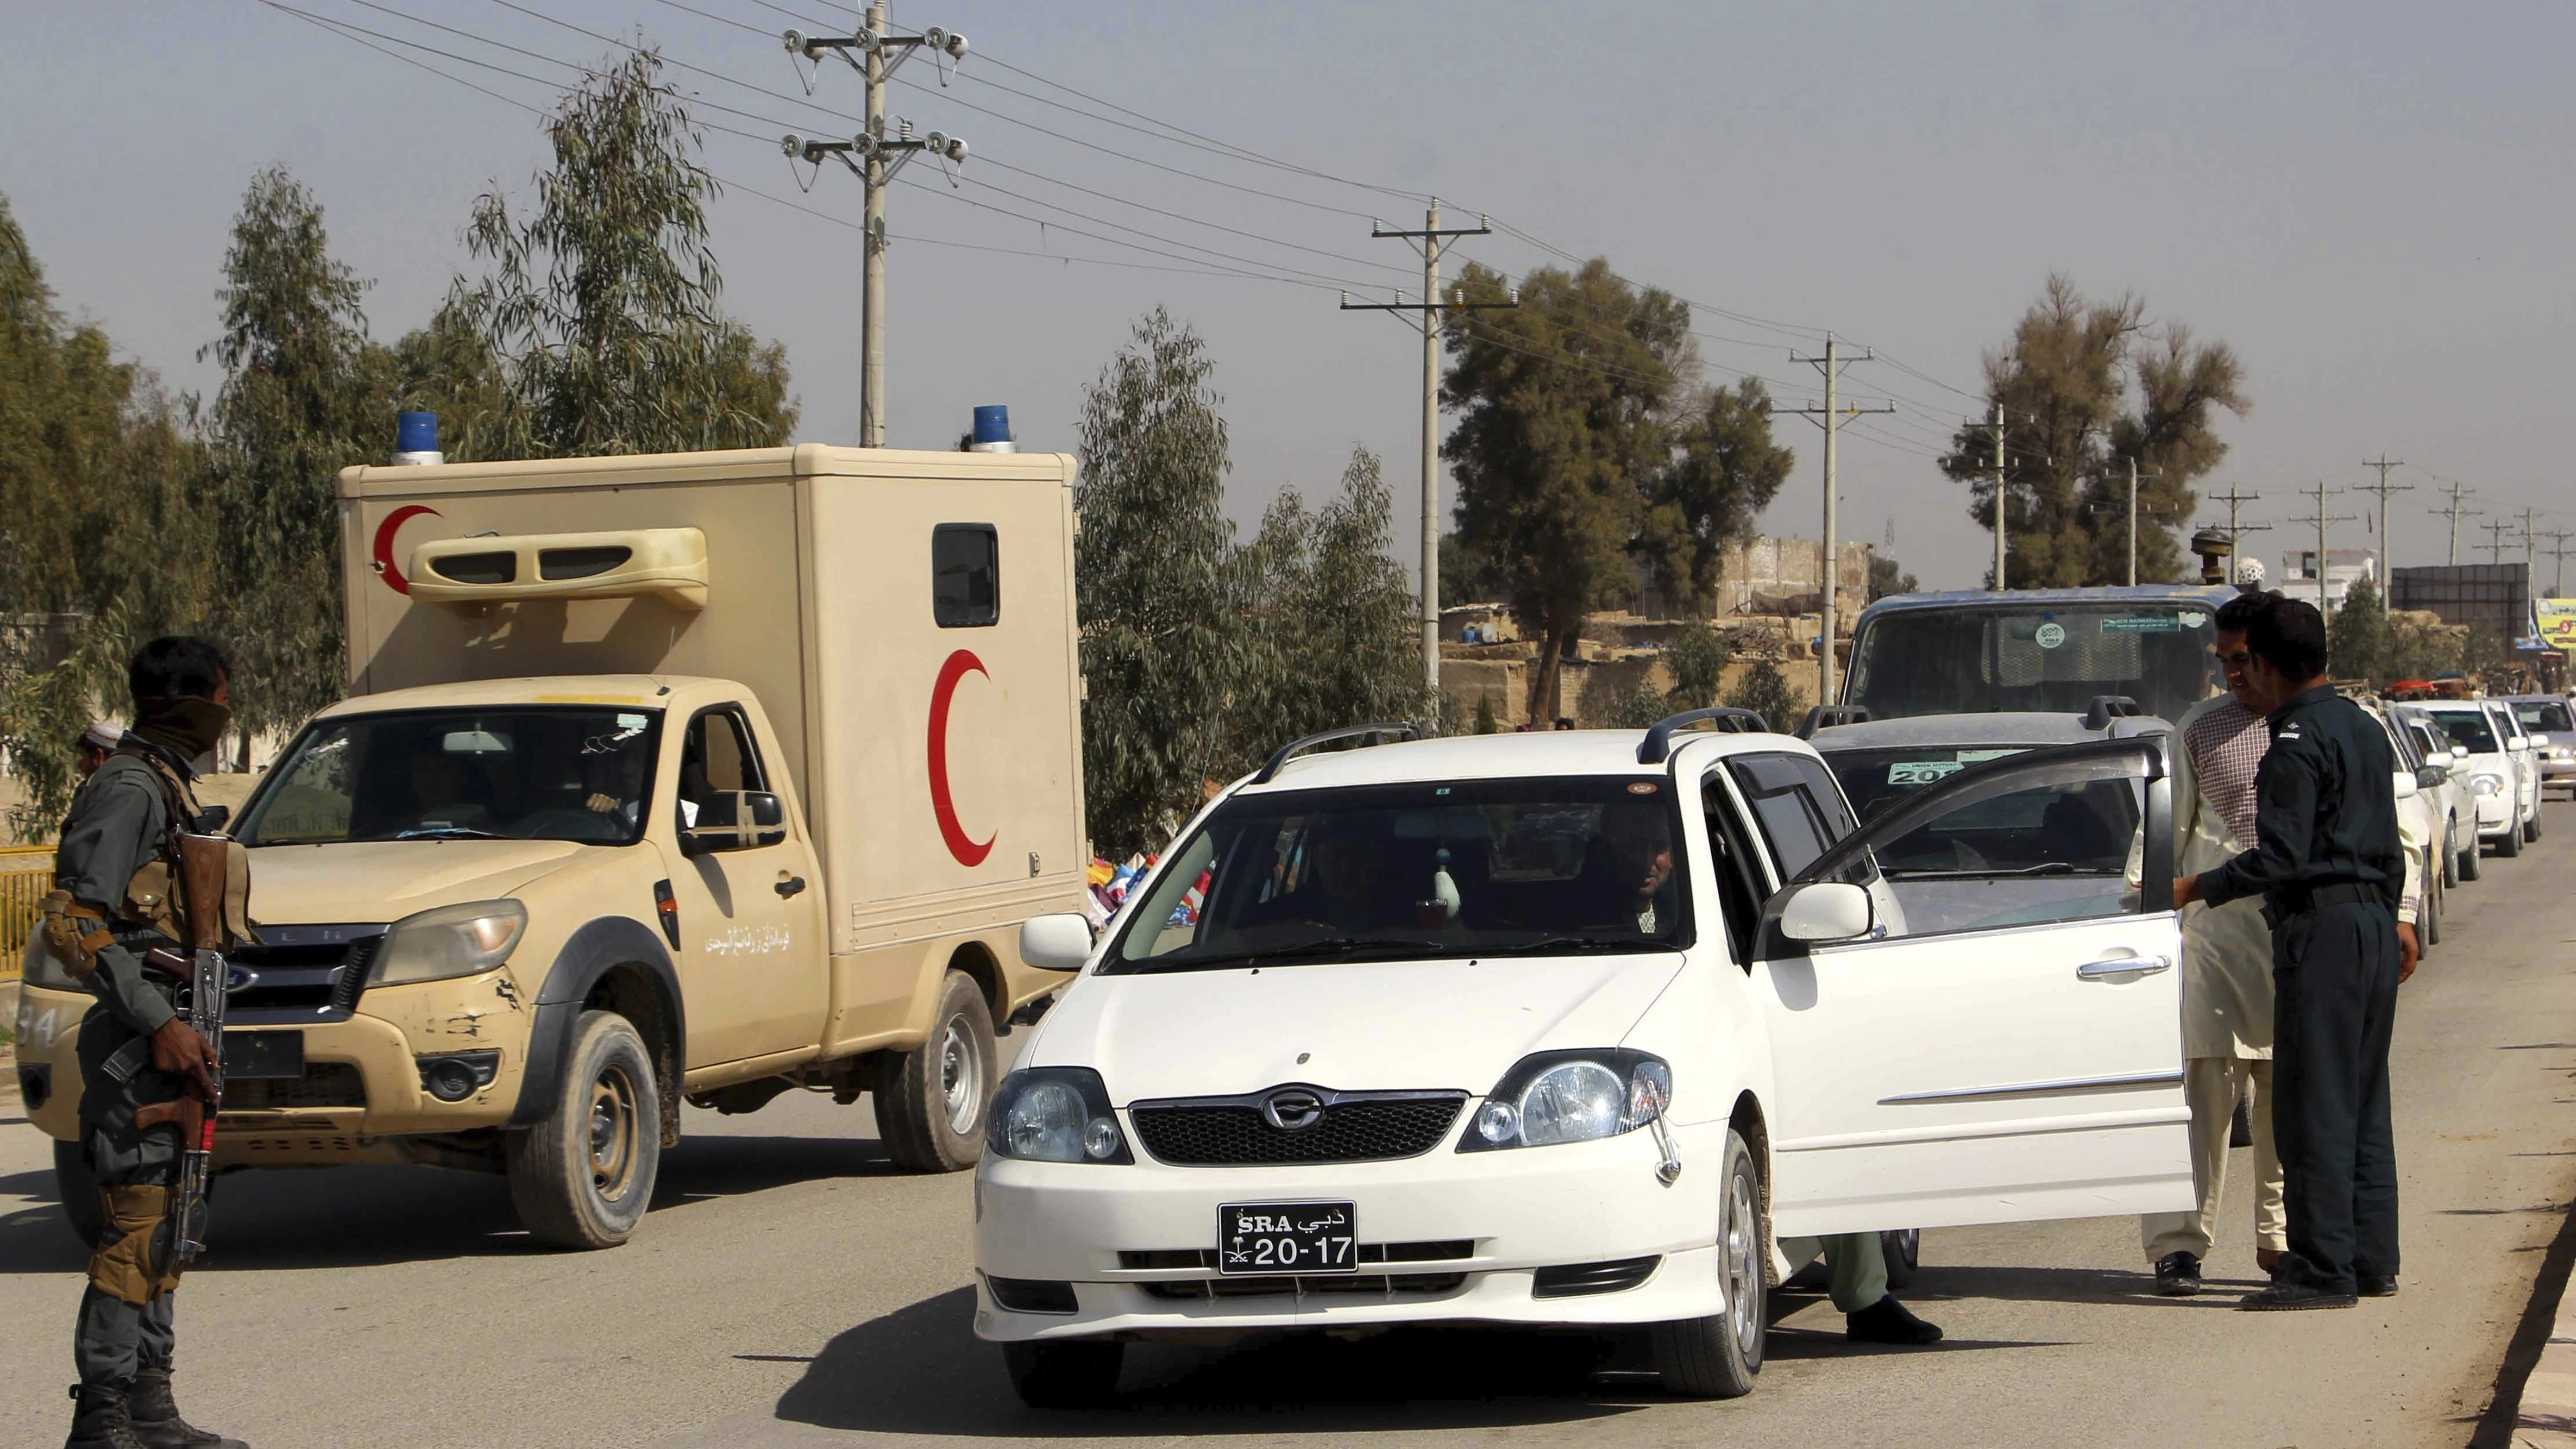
[1030,952,1687,1104]
[245,839,587,925]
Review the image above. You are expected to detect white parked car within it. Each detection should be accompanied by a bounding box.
[2396,709,2478,885]
[2504,695,2575,799]
[2487,699,2544,845]
[2420,701,2527,858]
[977,714,2194,1405]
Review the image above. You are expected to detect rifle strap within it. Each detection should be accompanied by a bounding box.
[114,744,206,930]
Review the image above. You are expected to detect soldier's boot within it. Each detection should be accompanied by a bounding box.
[63,1383,148,1449]
[124,1372,247,1449]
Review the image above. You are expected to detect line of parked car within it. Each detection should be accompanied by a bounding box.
[2394,693,2573,943]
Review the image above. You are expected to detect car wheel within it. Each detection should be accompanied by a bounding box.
[1003,1339,1123,1409]
[2441,825,2459,888]
[876,969,997,1172]
[1651,1127,1764,1399]
[52,1138,103,1251]
[2528,808,2544,842]
[2421,877,2439,949]
[506,1009,662,1250]
[2499,821,2523,857]
[1881,1227,1921,1290]
[2460,831,2483,879]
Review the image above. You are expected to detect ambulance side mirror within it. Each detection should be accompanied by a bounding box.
[682,790,787,854]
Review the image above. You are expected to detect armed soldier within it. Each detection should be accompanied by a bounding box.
[46,638,248,1449]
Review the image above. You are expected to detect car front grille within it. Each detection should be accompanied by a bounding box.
[1119,1240,1474,1271]
[1128,1089,1466,1166]
[224,925,386,1026]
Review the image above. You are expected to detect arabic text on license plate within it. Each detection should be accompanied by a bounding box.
[1219,1201,1359,1275]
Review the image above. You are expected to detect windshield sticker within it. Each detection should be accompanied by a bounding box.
[2177,611,2208,628]
[2033,622,2067,649]
[1625,781,1660,795]
[617,712,647,729]
[1888,761,1965,786]
[2102,616,2184,633]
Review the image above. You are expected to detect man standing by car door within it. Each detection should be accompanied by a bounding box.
[2135,592,2288,1295]
[2175,593,2414,1311]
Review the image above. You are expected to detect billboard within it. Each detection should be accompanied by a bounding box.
[2541,599,2576,657]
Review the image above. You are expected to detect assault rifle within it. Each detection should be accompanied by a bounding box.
[131,833,238,1268]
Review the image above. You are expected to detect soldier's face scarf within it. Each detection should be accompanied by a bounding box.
[131,697,231,763]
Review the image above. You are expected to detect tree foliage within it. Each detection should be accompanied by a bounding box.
[0,192,213,835]
[1940,274,2248,587]
[1663,624,1731,710]
[1636,379,1794,617]
[1075,309,1247,859]
[452,49,794,458]
[2325,577,2391,682]
[203,167,398,736]
[1868,552,1919,601]
[1442,259,1694,722]
[1723,629,1807,731]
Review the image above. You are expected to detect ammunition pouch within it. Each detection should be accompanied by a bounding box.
[89,1183,183,1304]
[39,890,111,983]
[121,861,185,942]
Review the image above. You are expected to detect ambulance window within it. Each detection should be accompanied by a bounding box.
[933,524,1000,628]
[678,708,766,829]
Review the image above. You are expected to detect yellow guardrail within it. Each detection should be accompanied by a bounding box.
[0,844,55,983]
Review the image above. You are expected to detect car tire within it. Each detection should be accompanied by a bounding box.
[53,1137,103,1251]
[2528,808,2543,842]
[876,969,996,1173]
[1003,1338,1123,1409]
[506,1009,661,1250]
[1651,1127,1764,1400]
[1881,1227,1921,1290]
[2421,879,2439,949]
[2441,825,2459,888]
[2499,821,2523,857]
[2461,831,2483,879]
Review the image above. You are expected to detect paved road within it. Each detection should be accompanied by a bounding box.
[3,800,2572,1449]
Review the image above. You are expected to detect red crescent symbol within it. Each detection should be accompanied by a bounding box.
[372,505,441,594]
[929,649,994,867]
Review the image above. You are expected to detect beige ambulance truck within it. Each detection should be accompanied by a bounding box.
[15,443,1088,1249]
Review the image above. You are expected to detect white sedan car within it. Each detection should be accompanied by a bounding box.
[975,713,2194,1405]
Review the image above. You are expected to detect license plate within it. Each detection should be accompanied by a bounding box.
[1218,1201,1358,1275]
[223,1031,304,1081]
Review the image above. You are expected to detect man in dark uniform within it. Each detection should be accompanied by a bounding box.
[2172,593,2412,1312]
[47,637,248,1448]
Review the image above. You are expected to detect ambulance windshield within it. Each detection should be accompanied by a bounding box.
[237,706,663,847]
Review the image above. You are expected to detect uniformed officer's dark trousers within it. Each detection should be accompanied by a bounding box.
[74,1119,180,1387]
[2269,899,2401,1295]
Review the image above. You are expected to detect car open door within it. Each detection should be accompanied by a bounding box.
[1750,738,2195,1237]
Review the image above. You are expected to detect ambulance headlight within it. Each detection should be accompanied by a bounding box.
[372,900,527,986]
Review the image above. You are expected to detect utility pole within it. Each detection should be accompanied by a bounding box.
[2304,480,2357,615]
[2479,518,2515,564]
[2122,457,2164,586]
[2540,529,2575,597]
[2429,477,2478,566]
[1778,337,1894,706]
[1969,404,2009,589]
[1341,203,1515,693]
[2208,484,2263,583]
[2354,455,2410,614]
[782,12,971,445]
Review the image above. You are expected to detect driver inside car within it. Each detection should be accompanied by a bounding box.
[1590,793,1680,933]
[407,750,493,833]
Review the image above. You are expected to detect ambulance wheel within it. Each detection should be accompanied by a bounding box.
[507,1010,661,1250]
[1651,1128,1764,1399]
[877,970,995,1173]
[53,1138,103,1250]
[1003,1339,1123,1409]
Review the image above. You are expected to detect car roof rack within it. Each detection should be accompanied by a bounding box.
[1796,704,1873,739]
[2082,694,2146,731]
[1252,722,1422,785]
[1637,706,1769,764]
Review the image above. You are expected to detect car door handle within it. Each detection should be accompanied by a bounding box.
[2076,954,2172,981]
[775,875,807,899]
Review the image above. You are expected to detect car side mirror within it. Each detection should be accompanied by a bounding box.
[2416,765,2447,790]
[2424,749,2456,770]
[2393,770,2420,801]
[682,790,787,854]
[2533,732,2553,748]
[1778,881,1875,944]
[1019,913,1095,972]
[2507,736,2531,752]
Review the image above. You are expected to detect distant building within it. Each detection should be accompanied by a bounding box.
[2281,547,2380,613]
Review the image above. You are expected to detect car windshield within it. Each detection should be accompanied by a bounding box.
[1845,603,2220,724]
[236,707,663,846]
[2428,711,2499,755]
[2514,700,2573,732]
[1100,777,1691,973]
[1820,745,2139,877]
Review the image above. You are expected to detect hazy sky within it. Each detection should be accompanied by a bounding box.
[4,1,2569,591]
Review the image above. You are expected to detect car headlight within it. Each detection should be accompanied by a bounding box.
[1459,1050,1671,1152]
[2471,773,2504,796]
[988,1067,1132,1163]
[370,900,527,987]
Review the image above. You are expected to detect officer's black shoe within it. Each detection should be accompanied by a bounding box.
[64,1383,148,1449]
[2357,1273,2400,1298]
[1846,1295,1944,1345]
[2237,1280,2358,1311]
[2154,1251,2202,1296]
[124,1371,247,1449]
